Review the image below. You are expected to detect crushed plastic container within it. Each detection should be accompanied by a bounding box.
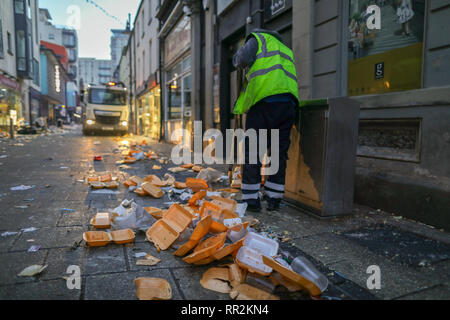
[235,232,279,276]
[261,255,328,296]
[291,256,329,294]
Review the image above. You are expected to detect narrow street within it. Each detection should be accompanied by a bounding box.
[0,126,449,300]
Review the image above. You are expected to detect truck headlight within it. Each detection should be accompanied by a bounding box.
[87,120,95,125]
[121,121,128,127]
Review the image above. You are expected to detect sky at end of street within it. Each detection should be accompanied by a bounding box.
[39,0,141,60]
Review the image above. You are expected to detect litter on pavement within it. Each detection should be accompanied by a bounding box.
[11,185,35,191]
[77,139,330,299]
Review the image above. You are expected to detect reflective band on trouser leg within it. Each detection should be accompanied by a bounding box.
[242,192,259,200]
[264,181,285,192]
[242,183,261,191]
[242,183,261,201]
[265,190,284,199]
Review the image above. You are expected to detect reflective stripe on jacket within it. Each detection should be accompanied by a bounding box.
[233,32,300,115]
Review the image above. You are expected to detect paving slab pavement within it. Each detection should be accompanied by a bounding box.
[0,126,449,300]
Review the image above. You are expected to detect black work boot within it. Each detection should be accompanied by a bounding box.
[244,199,262,212]
[266,198,281,212]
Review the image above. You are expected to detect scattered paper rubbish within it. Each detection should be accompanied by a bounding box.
[136,255,161,266]
[27,245,41,252]
[196,168,224,184]
[111,200,157,231]
[168,167,188,173]
[0,155,8,159]
[18,265,47,277]
[91,189,121,194]
[1,231,18,237]
[230,284,279,300]
[15,205,29,209]
[11,185,35,191]
[135,252,148,258]
[180,192,193,202]
[61,208,76,213]
[22,227,38,233]
[134,277,172,300]
[200,267,232,294]
[235,203,248,218]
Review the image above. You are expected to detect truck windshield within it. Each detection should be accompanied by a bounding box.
[88,89,126,105]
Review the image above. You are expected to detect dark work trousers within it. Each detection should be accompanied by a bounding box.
[241,99,296,204]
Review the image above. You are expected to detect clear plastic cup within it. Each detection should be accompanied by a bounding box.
[291,256,329,293]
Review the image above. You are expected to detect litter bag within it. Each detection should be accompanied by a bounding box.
[111,199,157,231]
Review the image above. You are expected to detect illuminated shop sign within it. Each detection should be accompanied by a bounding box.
[55,65,61,93]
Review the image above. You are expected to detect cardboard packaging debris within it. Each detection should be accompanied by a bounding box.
[146,204,193,250]
[183,232,227,264]
[134,277,172,300]
[141,182,164,198]
[136,255,161,266]
[186,178,209,193]
[83,229,135,247]
[144,207,165,219]
[230,284,279,300]
[200,267,232,294]
[174,215,212,257]
[188,190,206,206]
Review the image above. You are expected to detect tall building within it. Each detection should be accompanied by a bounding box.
[110,28,130,79]
[78,58,111,86]
[38,8,78,111]
[0,0,41,128]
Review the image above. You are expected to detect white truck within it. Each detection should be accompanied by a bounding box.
[81,82,129,136]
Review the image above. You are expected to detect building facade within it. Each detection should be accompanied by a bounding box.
[9,0,41,124]
[39,45,68,124]
[133,0,161,141]
[126,0,450,229]
[78,58,112,86]
[111,28,131,80]
[0,0,22,131]
[288,0,450,229]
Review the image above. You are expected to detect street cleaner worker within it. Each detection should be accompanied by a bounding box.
[233,29,300,212]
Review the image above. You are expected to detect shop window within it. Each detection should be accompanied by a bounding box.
[348,0,425,96]
[168,79,182,120]
[16,30,26,71]
[14,0,25,14]
[166,57,191,121]
[7,32,12,54]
